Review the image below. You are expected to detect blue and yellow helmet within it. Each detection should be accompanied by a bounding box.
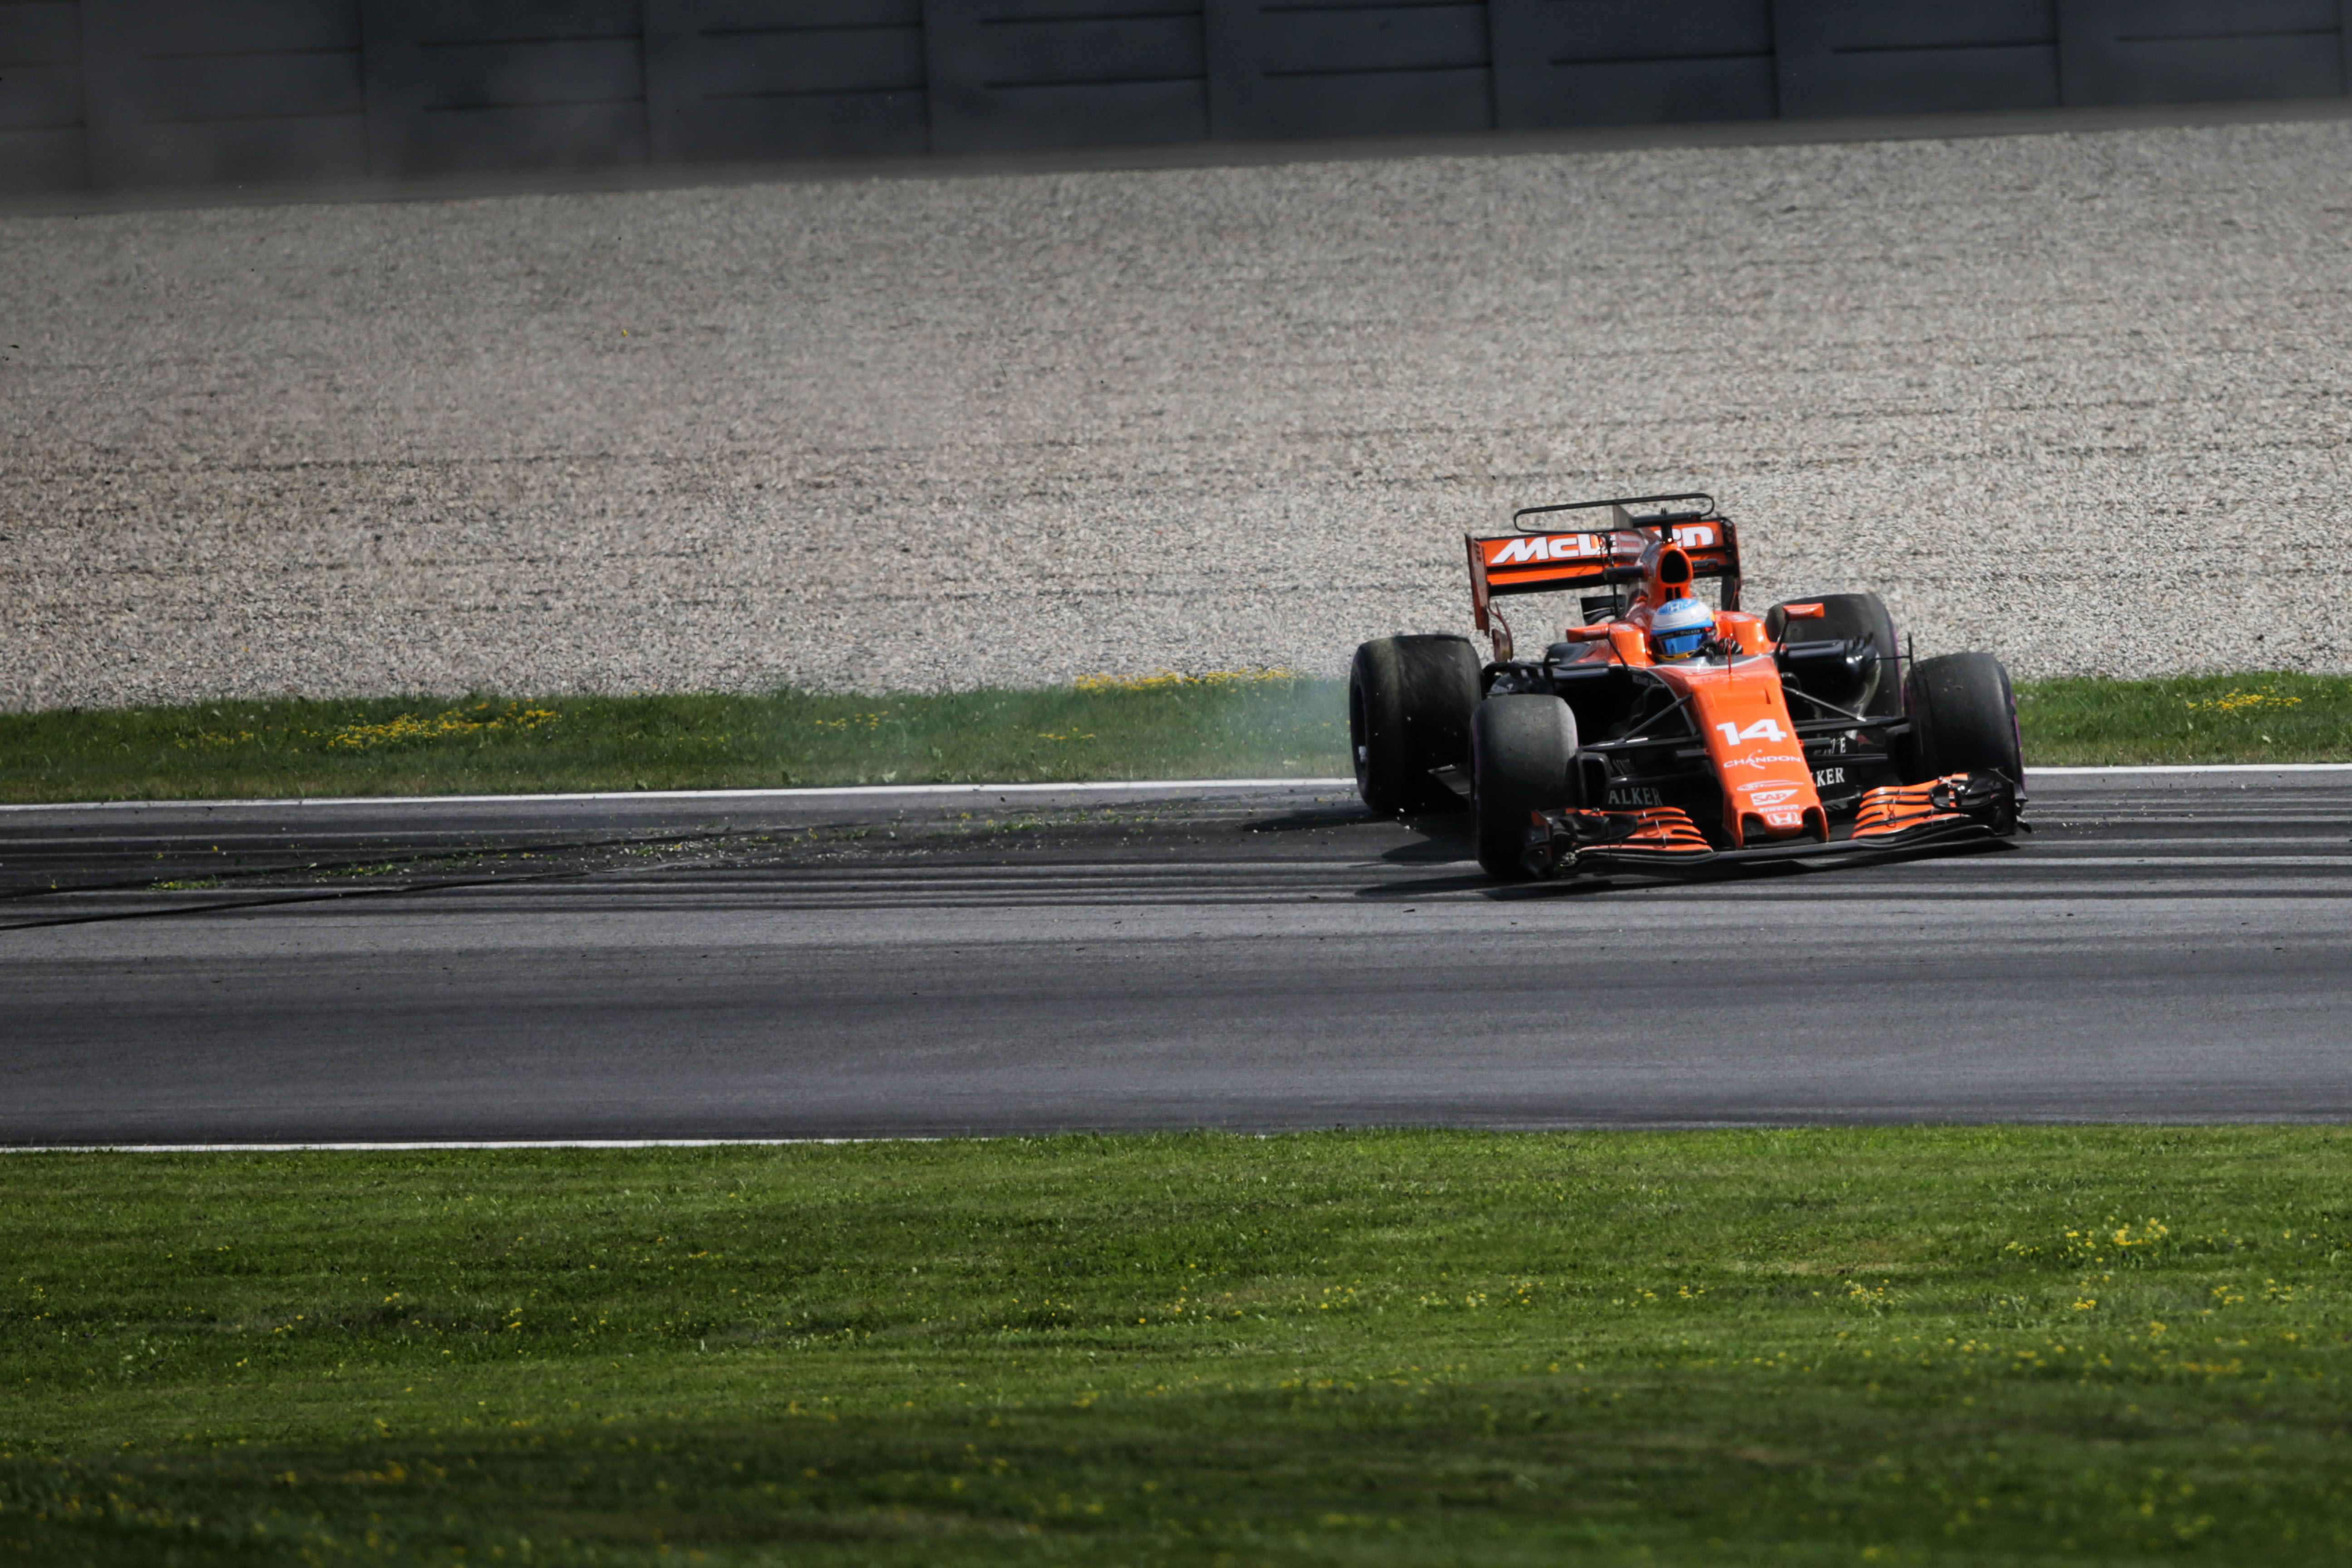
[1649,597,1716,661]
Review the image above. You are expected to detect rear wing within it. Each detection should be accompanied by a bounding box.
[1467,493,1741,635]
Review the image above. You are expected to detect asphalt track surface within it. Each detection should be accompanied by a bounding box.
[4,769,2350,1147]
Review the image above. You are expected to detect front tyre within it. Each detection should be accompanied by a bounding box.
[1905,651,2023,784]
[1349,635,1481,815]
[1472,695,1580,880]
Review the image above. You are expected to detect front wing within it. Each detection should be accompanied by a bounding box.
[1521,771,2021,879]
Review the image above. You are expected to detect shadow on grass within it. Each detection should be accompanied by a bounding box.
[7,1128,2352,1563]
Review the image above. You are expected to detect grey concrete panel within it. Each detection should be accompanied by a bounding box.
[0,61,80,131]
[1209,64,1494,140]
[368,99,649,173]
[1495,55,1773,127]
[1776,0,2060,118]
[2059,0,2344,105]
[79,0,367,186]
[928,0,1205,87]
[116,50,363,124]
[926,75,1207,151]
[924,0,1207,152]
[405,39,642,111]
[1249,1,1489,74]
[1207,0,1492,140]
[645,0,925,161]
[382,0,643,46]
[361,0,647,175]
[86,0,358,53]
[0,0,82,191]
[0,126,82,189]
[0,0,78,62]
[89,115,369,186]
[1490,0,1773,128]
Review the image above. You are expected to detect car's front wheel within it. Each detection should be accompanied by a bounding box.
[1471,695,1581,880]
[1904,650,2023,786]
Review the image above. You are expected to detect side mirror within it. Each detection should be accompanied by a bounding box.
[1765,602,1826,642]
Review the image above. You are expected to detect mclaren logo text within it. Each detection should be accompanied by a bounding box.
[1487,534,1602,567]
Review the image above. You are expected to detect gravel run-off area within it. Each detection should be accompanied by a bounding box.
[4,119,2351,707]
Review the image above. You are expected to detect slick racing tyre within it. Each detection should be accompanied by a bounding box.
[1350,634,1481,815]
[1904,651,2023,785]
[1767,591,1901,717]
[1471,695,1580,881]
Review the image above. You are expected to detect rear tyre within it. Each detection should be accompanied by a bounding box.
[1349,635,1481,815]
[1768,591,1901,717]
[1471,695,1580,881]
[1904,651,2023,784]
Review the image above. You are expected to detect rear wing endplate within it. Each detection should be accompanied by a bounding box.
[1467,494,1741,633]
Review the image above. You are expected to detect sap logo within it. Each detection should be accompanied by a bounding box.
[1487,534,1601,567]
[1749,786,1802,806]
[1670,524,1718,550]
[1813,766,1847,787]
[1607,786,1664,808]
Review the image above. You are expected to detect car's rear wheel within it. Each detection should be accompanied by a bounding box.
[1904,651,2023,785]
[1349,635,1481,815]
[1471,695,1580,880]
[1767,591,1901,717]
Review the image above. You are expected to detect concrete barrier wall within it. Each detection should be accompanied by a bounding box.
[3,0,2348,192]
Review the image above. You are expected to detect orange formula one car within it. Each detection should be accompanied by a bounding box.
[1348,492,2025,881]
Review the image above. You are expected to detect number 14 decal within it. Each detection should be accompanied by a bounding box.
[1715,718,1788,745]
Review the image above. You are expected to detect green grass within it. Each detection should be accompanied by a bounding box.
[0,677,1349,804]
[2016,673,2352,765]
[3,671,2350,805]
[5,1128,2352,1564]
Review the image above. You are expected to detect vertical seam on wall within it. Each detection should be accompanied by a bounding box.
[636,0,654,162]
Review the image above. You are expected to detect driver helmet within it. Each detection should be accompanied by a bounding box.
[1649,596,1716,661]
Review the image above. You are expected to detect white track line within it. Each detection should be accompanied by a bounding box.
[2028,764,2352,774]
[5,767,2351,815]
[1,1139,900,1153]
[0,779,1360,813]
